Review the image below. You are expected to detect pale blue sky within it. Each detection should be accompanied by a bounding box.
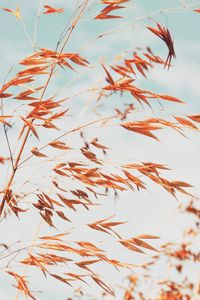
[0,1,200,299]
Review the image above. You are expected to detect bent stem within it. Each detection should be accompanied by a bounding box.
[0,0,90,217]
[0,127,31,216]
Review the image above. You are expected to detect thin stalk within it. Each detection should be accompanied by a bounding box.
[33,0,42,49]
[0,0,90,217]
[18,116,114,167]
[0,127,31,216]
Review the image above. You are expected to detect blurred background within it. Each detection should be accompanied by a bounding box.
[0,1,199,299]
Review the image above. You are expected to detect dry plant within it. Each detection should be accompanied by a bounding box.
[0,1,199,299]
